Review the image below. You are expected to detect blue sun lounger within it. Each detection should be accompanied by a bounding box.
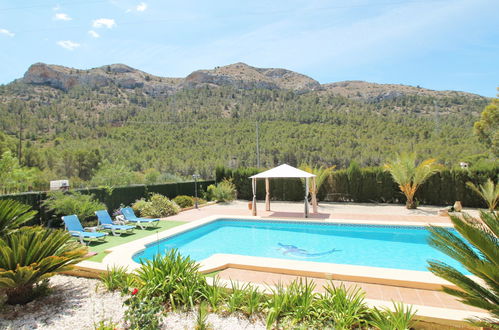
[120,207,160,229]
[62,214,107,245]
[95,210,136,236]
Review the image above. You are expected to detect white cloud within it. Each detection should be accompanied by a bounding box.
[88,30,100,38]
[92,18,116,29]
[0,29,14,37]
[53,4,60,11]
[136,2,147,12]
[54,13,72,21]
[57,40,80,50]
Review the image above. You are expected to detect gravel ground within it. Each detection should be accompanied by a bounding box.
[0,275,266,330]
[162,311,265,330]
[0,275,126,329]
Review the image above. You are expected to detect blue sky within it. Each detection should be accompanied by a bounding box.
[0,0,498,96]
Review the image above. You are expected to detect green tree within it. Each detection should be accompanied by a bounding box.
[74,148,102,181]
[466,179,499,211]
[427,211,499,326]
[42,191,106,222]
[144,168,161,185]
[90,163,135,187]
[0,151,40,194]
[474,90,499,156]
[300,164,335,212]
[384,152,442,209]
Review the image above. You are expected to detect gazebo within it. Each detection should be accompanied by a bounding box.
[249,164,317,218]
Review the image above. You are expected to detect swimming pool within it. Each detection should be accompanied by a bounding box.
[133,219,467,273]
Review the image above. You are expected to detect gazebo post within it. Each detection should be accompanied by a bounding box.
[252,178,257,216]
[304,177,309,218]
[265,178,270,211]
[311,176,318,213]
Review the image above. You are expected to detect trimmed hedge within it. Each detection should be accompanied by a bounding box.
[216,166,499,208]
[0,180,214,227]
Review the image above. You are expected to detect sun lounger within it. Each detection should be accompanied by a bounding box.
[95,210,136,236]
[120,207,160,229]
[62,214,107,245]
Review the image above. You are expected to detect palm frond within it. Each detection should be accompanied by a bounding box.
[467,179,499,211]
[427,211,499,322]
[0,199,37,236]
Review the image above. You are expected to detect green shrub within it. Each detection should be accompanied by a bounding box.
[124,289,162,330]
[0,227,88,304]
[131,198,149,215]
[316,283,369,329]
[42,191,105,222]
[195,301,212,330]
[100,266,137,294]
[173,195,195,208]
[200,276,227,313]
[263,279,318,328]
[204,184,216,201]
[212,179,236,202]
[369,301,416,330]
[135,249,207,308]
[141,193,180,218]
[94,319,120,330]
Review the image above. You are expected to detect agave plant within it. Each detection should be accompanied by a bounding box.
[0,199,37,237]
[300,165,335,212]
[384,152,442,209]
[427,211,499,325]
[0,227,87,304]
[466,179,499,211]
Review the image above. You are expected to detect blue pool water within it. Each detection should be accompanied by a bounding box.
[133,219,467,273]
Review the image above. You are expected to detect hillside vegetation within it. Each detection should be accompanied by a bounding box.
[0,62,491,190]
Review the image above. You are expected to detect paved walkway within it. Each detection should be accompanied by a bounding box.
[167,200,480,224]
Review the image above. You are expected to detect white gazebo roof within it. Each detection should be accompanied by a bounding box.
[249,164,316,179]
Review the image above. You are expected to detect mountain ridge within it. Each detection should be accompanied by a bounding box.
[18,62,485,101]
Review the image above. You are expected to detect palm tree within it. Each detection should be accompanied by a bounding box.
[300,165,335,213]
[466,179,499,211]
[384,153,442,209]
[0,199,37,236]
[0,227,88,304]
[427,211,499,326]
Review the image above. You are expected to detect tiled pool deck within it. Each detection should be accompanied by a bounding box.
[167,200,471,224]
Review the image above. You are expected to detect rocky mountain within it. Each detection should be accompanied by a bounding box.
[22,63,182,97]
[183,62,322,92]
[19,62,484,101]
[323,80,482,102]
